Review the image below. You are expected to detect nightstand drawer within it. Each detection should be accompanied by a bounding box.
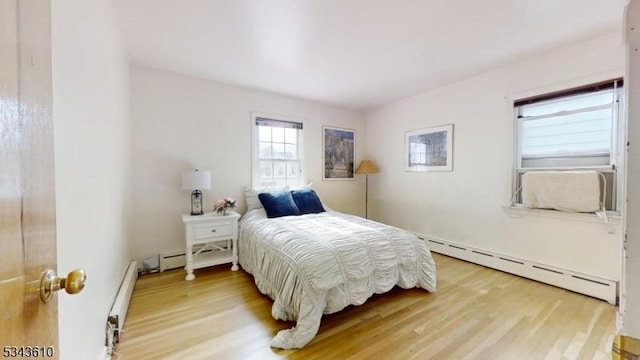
[194,223,232,240]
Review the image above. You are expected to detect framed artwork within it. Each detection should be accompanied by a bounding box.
[405,124,453,172]
[323,126,355,180]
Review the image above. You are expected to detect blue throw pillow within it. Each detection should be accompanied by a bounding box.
[291,188,325,214]
[258,191,301,218]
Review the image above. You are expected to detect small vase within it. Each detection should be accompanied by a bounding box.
[222,208,228,215]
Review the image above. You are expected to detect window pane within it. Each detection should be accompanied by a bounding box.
[272,127,285,143]
[285,128,297,144]
[270,161,288,188]
[287,161,299,178]
[284,144,297,160]
[259,161,272,176]
[274,161,286,177]
[258,160,294,188]
[521,108,612,156]
[259,161,275,188]
[259,142,272,158]
[521,89,614,117]
[272,143,285,159]
[258,126,271,142]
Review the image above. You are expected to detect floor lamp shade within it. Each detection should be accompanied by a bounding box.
[355,160,379,175]
[355,160,379,219]
[182,169,211,215]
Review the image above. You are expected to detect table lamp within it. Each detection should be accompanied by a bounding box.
[182,169,211,215]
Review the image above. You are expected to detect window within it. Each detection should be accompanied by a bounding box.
[252,115,303,188]
[514,79,624,211]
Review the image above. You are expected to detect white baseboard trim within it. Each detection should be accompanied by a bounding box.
[416,233,618,305]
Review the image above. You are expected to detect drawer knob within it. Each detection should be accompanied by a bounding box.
[211,229,216,232]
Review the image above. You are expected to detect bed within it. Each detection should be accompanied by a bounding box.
[238,191,437,349]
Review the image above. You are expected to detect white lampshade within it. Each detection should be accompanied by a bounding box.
[182,170,211,190]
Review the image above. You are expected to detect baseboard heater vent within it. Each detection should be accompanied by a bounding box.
[532,265,564,275]
[472,250,494,257]
[160,247,218,272]
[422,235,617,304]
[107,260,138,351]
[499,257,524,265]
[160,250,187,272]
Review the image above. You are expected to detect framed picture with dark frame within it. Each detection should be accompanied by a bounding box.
[323,126,355,180]
[405,124,453,172]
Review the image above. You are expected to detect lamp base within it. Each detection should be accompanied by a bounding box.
[191,190,204,215]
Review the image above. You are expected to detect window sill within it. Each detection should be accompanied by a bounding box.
[505,205,621,224]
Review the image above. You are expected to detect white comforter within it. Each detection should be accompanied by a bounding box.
[238,209,437,349]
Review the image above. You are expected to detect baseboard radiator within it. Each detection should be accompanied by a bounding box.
[417,233,618,305]
[159,247,217,272]
[160,250,187,272]
[106,260,138,353]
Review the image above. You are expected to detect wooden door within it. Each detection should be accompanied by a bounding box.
[0,0,59,356]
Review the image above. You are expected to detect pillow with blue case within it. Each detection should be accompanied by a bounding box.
[291,188,325,214]
[258,190,301,218]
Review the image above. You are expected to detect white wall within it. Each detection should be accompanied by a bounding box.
[130,66,365,260]
[622,0,640,338]
[365,32,625,281]
[51,1,131,359]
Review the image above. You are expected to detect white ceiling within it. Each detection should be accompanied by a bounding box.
[112,0,627,110]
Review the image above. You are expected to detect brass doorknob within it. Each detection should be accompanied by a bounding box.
[39,268,86,303]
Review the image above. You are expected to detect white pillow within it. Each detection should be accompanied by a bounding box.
[244,186,289,210]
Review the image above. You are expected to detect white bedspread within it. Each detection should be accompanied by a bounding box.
[238,209,437,349]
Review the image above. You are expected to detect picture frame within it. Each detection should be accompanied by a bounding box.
[323,126,355,180]
[405,124,453,172]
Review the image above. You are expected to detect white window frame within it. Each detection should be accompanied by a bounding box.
[251,112,305,189]
[511,79,625,214]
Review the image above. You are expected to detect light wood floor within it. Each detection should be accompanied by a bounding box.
[113,254,616,360]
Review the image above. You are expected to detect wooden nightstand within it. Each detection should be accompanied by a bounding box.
[181,211,241,280]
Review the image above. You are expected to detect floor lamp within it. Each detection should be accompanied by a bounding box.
[355,160,379,219]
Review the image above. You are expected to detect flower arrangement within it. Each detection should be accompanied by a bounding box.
[214,197,237,215]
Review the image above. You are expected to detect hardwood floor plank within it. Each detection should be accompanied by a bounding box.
[113,254,617,359]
